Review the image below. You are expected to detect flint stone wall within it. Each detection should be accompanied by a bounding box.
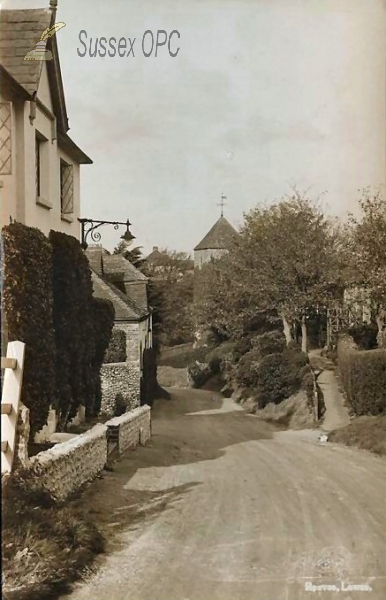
[28,424,108,501]
[106,405,151,454]
[100,362,141,417]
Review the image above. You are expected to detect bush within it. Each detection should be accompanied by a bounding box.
[2,223,56,438]
[104,329,126,363]
[206,341,235,374]
[232,336,253,362]
[187,361,213,388]
[347,322,378,350]
[114,393,127,417]
[251,330,286,357]
[235,348,261,388]
[338,335,386,415]
[254,350,305,409]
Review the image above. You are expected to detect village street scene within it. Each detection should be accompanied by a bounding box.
[1,1,385,599]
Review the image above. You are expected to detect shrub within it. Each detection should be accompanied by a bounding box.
[338,335,386,415]
[232,336,253,362]
[114,393,127,417]
[235,348,261,388]
[254,351,304,409]
[347,322,378,350]
[104,329,127,363]
[187,362,213,388]
[251,330,286,357]
[206,341,235,374]
[2,223,56,438]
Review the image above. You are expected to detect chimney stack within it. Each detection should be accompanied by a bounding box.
[153,246,159,252]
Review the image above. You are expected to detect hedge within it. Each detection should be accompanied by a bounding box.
[2,223,56,438]
[49,231,114,425]
[338,334,386,416]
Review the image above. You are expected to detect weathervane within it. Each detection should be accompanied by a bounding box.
[218,194,226,217]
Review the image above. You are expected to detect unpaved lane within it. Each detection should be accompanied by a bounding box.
[65,389,386,600]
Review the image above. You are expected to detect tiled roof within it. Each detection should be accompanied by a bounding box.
[103,254,148,283]
[146,249,164,263]
[0,9,52,95]
[194,216,239,251]
[91,271,148,322]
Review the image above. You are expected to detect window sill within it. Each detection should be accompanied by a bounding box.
[61,213,74,223]
[36,196,53,210]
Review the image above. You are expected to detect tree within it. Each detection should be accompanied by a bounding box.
[142,249,195,347]
[345,189,386,346]
[113,242,145,269]
[196,192,342,352]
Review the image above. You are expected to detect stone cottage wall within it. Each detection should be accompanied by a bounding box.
[100,362,141,417]
[115,322,140,361]
[28,424,108,501]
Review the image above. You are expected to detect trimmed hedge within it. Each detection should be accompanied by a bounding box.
[49,231,114,425]
[2,223,56,438]
[104,329,127,364]
[338,335,386,416]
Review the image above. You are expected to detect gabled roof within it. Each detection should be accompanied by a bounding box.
[0,7,68,134]
[91,271,149,322]
[146,247,165,264]
[194,216,239,251]
[103,254,148,283]
[0,8,51,95]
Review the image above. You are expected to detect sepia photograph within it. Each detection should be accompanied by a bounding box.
[0,1,385,599]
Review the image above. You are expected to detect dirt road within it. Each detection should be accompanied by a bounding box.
[64,389,386,600]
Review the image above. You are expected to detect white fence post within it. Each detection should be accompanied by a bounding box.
[1,341,25,474]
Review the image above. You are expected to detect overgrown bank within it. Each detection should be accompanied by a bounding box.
[2,472,104,600]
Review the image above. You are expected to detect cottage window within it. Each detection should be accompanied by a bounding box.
[35,136,41,197]
[35,131,49,205]
[0,102,12,175]
[60,159,74,214]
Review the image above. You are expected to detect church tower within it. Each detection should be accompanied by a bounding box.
[194,215,239,269]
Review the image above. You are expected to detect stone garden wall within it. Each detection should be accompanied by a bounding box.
[106,405,151,454]
[28,424,108,501]
[100,362,141,417]
[23,406,152,501]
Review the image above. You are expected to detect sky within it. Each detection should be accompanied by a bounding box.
[4,0,386,255]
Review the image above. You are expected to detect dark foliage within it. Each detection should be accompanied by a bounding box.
[141,347,170,405]
[2,223,56,438]
[49,231,114,426]
[347,322,378,350]
[114,393,127,417]
[251,330,286,357]
[104,329,127,364]
[90,298,115,416]
[338,335,386,416]
[254,346,308,409]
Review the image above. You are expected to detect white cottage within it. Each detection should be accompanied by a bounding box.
[0,1,92,236]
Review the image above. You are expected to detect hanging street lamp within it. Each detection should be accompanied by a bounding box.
[78,217,135,250]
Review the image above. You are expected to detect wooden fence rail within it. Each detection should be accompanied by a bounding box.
[1,341,25,474]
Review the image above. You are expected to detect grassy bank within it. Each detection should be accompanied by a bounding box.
[2,472,105,600]
[329,415,386,456]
